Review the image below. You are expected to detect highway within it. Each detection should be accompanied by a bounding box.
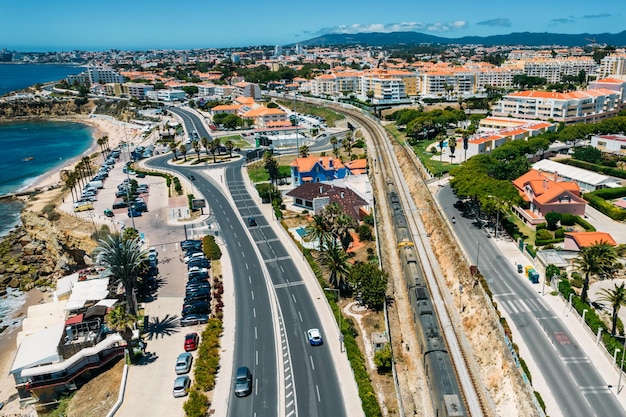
[157,107,348,417]
[437,184,626,417]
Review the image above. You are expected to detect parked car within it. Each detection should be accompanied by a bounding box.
[187,258,210,270]
[184,292,211,305]
[184,252,206,264]
[180,314,209,327]
[132,201,148,212]
[307,328,323,346]
[128,208,142,217]
[173,375,191,397]
[186,284,211,294]
[73,202,93,212]
[104,208,114,217]
[181,240,202,251]
[184,333,199,352]
[234,366,252,397]
[175,352,193,375]
[182,301,210,316]
[112,200,128,209]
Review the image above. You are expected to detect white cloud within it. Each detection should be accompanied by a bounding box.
[314,21,467,36]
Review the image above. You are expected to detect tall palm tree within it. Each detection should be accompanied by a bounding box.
[342,137,352,156]
[332,213,357,251]
[318,240,351,289]
[330,136,338,152]
[105,304,137,348]
[299,145,310,158]
[224,140,234,158]
[179,143,188,162]
[169,141,179,160]
[304,214,333,251]
[213,137,222,156]
[94,234,147,315]
[81,156,93,178]
[209,139,219,163]
[598,283,626,335]
[192,139,201,160]
[201,136,210,157]
[574,241,619,304]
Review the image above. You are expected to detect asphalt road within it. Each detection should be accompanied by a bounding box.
[437,184,626,417]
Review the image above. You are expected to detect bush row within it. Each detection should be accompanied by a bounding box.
[584,193,626,222]
[202,235,222,260]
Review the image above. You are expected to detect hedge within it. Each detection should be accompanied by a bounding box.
[584,191,626,222]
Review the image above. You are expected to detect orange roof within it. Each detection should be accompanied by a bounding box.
[513,169,583,205]
[212,104,241,111]
[345,158,367,172]
[291,156,345,172]
[566,232,616,247]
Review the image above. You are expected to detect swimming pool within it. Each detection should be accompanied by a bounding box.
[295,226,306,238]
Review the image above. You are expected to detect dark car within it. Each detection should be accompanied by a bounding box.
[185,285,211,297]
[182,301,210,316]
[132,201,148,212]
[248,216,257,227]
[187,258,210,270]
[112,200,128,209]
[128,208,142,217]
[180,314,209,327]
[234,366,252,397]
[187,174,196,181]
[188,272,209,283]
[184,292,211,305]
[104,208,114,217]
[181,240,202,251]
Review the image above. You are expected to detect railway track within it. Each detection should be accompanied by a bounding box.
[323,102,489,417]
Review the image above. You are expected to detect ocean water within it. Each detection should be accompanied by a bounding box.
[0,63,84,96]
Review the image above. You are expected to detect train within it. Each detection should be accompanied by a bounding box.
[388,181,468,417]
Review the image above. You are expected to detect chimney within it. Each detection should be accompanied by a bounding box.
[341,192,344,199]
[319,186,323,194]
[329,157,333,167]
[543,179,548,189]
[554,171,558,181]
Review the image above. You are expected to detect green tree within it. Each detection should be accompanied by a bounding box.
[349,263,388,310]
[179,143,188,161]
[545,212,562,231]
[304,214,333,250]
[318,240,351,289]
[170,141,179,160]
[201,136,210,157]
[209,139,219,163]
[597,283,626,335]
[105,304,137,348]
[574,241,619,304]
[224,139,234,158]
[192,139,201,160]
[299,145,310,158]
[373,344,392,374]
[263,151,279,184]
[573,146,602,164]
[95,234,146,314]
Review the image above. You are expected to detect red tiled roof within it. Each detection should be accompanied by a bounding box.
[566,232,616,247]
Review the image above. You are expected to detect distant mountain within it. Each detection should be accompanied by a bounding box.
[298,31,626,47]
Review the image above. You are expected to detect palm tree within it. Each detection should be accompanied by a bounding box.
[169,141,179,160]
[105,304,137,348]
[192,139,201,160]
[94,234,147,315]
[332,213,357,251]
[598,283,626,335]
[342,135,352,156]
[179,143,188,162]
[574,241,619,304]
[201,136,210,157]
[318,240,351,289]
[81,156,93,178]
[224,140,234,158]
[299,145,310,158]
[209,139,219,163]
[330,135,338,152]
[213,137,222,156]
[304,214,333,251]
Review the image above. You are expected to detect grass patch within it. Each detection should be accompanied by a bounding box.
[247,161,291,183]
[275,100,345,127]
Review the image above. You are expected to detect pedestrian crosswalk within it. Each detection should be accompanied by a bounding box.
[497,296,549,314]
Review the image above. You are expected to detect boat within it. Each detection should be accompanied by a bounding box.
[22,157,34,162]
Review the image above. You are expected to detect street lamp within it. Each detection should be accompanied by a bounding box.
[614,349,621,367]
[324,287,342,352]
[618,348,626,393]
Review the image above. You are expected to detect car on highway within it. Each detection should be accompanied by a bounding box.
[182,301,210,316]
[248,216,257,227]
[173,375,191,397]
[184,333,199,352]
[175,352,193,374]
[307,328,323,346]
[187,174,196,181]
[180,314,209,327]
[234,366,252,397]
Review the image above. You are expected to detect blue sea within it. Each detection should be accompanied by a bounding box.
[0,64,95,329]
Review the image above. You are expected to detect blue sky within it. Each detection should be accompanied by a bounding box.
[1,0,623,51]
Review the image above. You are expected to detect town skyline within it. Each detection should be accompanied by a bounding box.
[1,0,623,52]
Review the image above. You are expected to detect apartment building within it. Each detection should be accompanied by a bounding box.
[145,89,186,102]
[125,82,154,100]
[232,81,262,100]
[503,57,598,83]
[66,65,125,85]
[491,88,620,124]
[598,54,626,78]
[591,133,626,155]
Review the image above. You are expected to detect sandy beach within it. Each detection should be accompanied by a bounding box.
[0,115,150,415]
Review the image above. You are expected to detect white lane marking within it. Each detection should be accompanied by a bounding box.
[255,326,257,339]
[292,294,297,303]
[316,385,321,402]
[309,355,315,370]
[298,311,303,322]
[251,290,255,301]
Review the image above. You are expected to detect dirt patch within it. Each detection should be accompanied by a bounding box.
[66,359,124,417]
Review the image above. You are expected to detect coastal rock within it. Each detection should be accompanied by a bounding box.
[23,242,44,256]
[8,277,20,288]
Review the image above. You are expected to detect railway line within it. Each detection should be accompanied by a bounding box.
[321,102,488,417]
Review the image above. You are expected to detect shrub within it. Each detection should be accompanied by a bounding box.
[183,389,209,417]
[358,224,373,242]
[203,235,222,260]
[555,228,565,238]
[535,223,547,230]
[373,345,392,374]
[536,229,553,240]
[525,244,536,258]
[575,216,596,231]
[560,213,577,226]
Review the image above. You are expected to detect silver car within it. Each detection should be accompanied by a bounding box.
[173,375,191,398]
[175,352,193,375]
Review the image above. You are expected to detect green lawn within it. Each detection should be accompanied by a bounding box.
[247,162,291,183]
[219,135,251,148]
[275,100,344,127]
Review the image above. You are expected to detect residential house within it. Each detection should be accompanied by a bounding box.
[290,156,348,185]
[532,159,622,191]
[512,169,587,226]
[285,182,369,220]
[563,231,617,251]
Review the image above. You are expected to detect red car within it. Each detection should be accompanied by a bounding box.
[184,333,199,351]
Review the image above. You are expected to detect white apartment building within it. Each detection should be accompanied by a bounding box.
[418,71,475,97]
[67,66,125,85]
[492,89,620,124]
[598,54,626,78]
[503,58,598,83]
[232,81,262,100]
[146,89,186,102]
[196,83,216,97]
[360,74,408,104]
[125,83,153,100]
[591,134,626,155]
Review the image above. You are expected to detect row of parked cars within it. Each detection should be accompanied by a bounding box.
[172,331,200,398]
[180,239,212,327]
[73,151,121,212]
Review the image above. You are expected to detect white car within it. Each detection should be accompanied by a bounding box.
[184,252,206,264]
[307,328,323,346]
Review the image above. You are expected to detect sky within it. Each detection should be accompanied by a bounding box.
[1,0,624,52]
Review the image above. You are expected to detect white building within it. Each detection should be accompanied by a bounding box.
[67,65,125,85]
[598,54,626,78]
[532,159,622,191]
[591,134,626,155]
[146,89,186,102]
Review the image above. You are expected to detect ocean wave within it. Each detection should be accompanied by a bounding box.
[0,287,26,330]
